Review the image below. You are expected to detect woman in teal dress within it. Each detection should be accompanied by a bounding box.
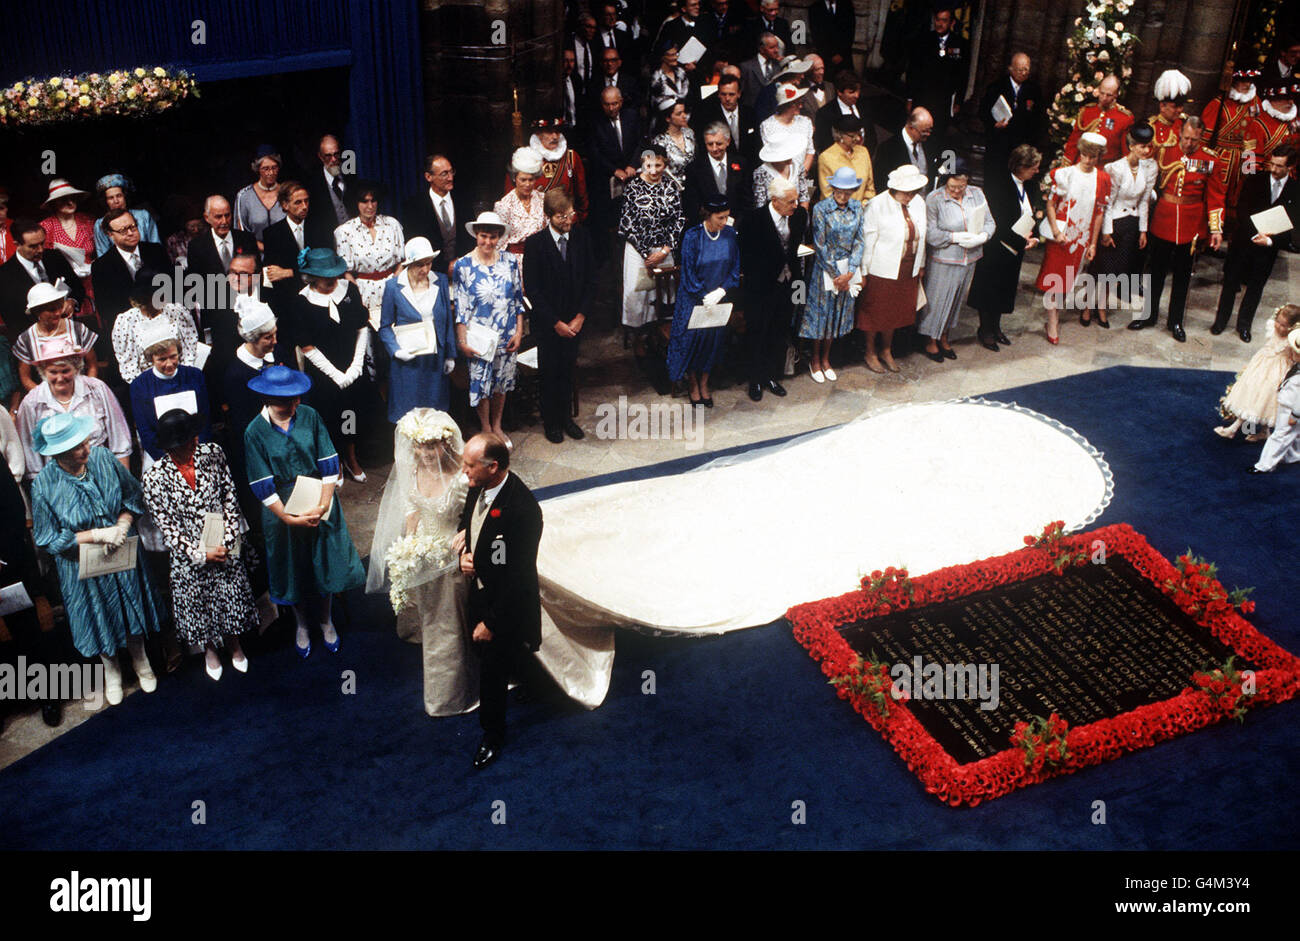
[665,196,741,407]
[802,166,866,379]
[243,365,365,657]
[30,413,163,706]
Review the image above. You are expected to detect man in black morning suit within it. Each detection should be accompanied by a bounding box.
[739,179,807,402]
[402,154,475,280]
[455,434,544,770]
[682,121,750,222]
[259,182,312,345]
[0,221,84,342]
[980,53,1045,174]
[1213,144,1300,341]
[186,194,260,281]
[523,189,595,444]
[90,208,169,364]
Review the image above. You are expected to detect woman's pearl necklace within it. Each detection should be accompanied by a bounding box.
[704,225,722,241]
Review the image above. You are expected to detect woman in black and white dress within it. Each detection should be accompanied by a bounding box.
[142,410,259,681]
[1088,124,1156,326]
[617,144,687,347]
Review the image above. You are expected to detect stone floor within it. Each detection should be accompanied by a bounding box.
[3,244,1297,770]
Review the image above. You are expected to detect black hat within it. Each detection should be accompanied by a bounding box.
[1130,123,1155,144]
[832,114,863,135]
[702,194,730,213]
[155,409,201,453]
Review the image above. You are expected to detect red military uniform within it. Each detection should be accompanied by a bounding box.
[1148,112,1184,150]
[1202,94,1260,223]
[1243,109,1300,162]
[1064,103,1135,164]
[1150,142,1226,244]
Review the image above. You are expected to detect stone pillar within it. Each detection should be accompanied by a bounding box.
[418,0,565,214]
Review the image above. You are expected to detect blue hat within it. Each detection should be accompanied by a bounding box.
[95,173,132,194]
[298,247,348,279]
[32,413,95,457]
[247,364,312,398]
[254,143,279,160]
[827,166,863,190]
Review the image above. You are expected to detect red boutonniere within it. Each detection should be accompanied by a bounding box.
[730,162,741,172]
[489,508,502,518]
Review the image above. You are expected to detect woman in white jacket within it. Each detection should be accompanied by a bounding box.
[855,165,928,373]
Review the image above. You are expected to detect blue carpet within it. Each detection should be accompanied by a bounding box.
[2,366,1297,850]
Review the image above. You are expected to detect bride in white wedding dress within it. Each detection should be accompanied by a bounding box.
[367,409,479,716]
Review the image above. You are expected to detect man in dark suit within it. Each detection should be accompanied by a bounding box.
[186,195,260,281]
[814,71,869,153]
[561,47,585,146]
[657,0,711,61]
[596,1,639,72]
[683,121,750,221]
[588,87,644,260]
[523,190,595,443]
[0,221,84,341]
[693,74,757,161]
[587,46,641,126]
[747,0,792,52]
[740,177,807,402]
[905,6,967,142]
[571,13,602,99]
[1213,145,1300,341]
[90,208,169,344]
[702,0,750,53]
[873,108,935,194]
[403,154,475,279]
[980,53,1045,173]
[739,31,785,110]
[455,434,544,770]
[305,134,353,249]
[809,0,856,72]
[260,181,311,323]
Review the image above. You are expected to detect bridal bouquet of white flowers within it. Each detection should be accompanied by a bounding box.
[386,531,454,611]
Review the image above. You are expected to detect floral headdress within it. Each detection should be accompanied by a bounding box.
[397,411,460,445]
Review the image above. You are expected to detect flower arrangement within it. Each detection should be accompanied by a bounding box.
[1024,520,1089,573]
[1164,551,1255,620]
[397,411,460,446]
[1045,0,1140,153]
[386,532,454,612]
[831,652,897,718]
[0,67,198,127]
[858,566,914,616]
[787,523,1300,806]
[1011,713,1070,771]
[1191,656,1256,722]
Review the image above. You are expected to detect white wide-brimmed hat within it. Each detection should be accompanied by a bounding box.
[41,178,88,208]
[465,211,508,237]
[403,236,440,265]
[773,55,811,80]
[759,136,806,164]
[886,164,929,192]
[773,82,808,107]
[26,279,69,312]
[510,146,544,176]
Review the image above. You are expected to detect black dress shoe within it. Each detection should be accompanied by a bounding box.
[1096,317,1110,329]
[701,396,714,408]
[923,349,945,363]
[473,741,500,770]
[563,420,585,440]
[978,333,999,352]
[766,379,787,397]
[1128,318,1154,331]
[995,331,1011,346]
[1238,328,1252,343]
[747,383,762,402]
[1210,320,1228,335]
[1248,466,1267,474]
[941,347,957,360]
[544,427,564,444]
[1170,324,1186,342]
[42,701,62,727]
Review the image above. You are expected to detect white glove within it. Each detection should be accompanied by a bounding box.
[950,232,974,248]
[88,527,119,546]
[443,358,456,375]
[970,231,990,247]
[340,328,368,387]
[111,517,131,547]
[393,349,416,362]
[303,348,347,387]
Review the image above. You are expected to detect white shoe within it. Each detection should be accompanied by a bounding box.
[231,653,249,674]
[137,669,157,693]
[810,364,826,383]
[823,366,838,382]
[205,661,223,682]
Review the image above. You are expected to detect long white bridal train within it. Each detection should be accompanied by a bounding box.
[533,400,1114,707]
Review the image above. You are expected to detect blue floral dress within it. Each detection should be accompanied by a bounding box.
[802,197,865,339]
[452,252,525,406]
[666,224,741,380]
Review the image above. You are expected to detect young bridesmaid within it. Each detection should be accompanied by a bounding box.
[1216,304,1300,441]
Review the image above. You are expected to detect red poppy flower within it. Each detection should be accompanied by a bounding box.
[489,508,501,518]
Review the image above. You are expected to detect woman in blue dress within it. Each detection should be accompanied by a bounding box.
[30,413,164,706]
[244,365,365,658]
[378,237,456,422]
[666,195,741,407]
[128,318,211,469]
[453,212,525,448]
[802,166,866,380]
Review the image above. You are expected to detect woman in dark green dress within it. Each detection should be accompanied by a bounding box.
[243,365,364,657]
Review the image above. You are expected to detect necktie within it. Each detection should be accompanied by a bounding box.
[438,199,453,238]
[728,109,738,141]
[470,490,489,553]
[35,259,48,282]
[558,234,568,260]
[292,224,304,251]
[128,252,140,274]
[913,142,923,168]
[219,238,232,268]
[613,118,623,150]
[715,160,726,191]
[763,61,772,82]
